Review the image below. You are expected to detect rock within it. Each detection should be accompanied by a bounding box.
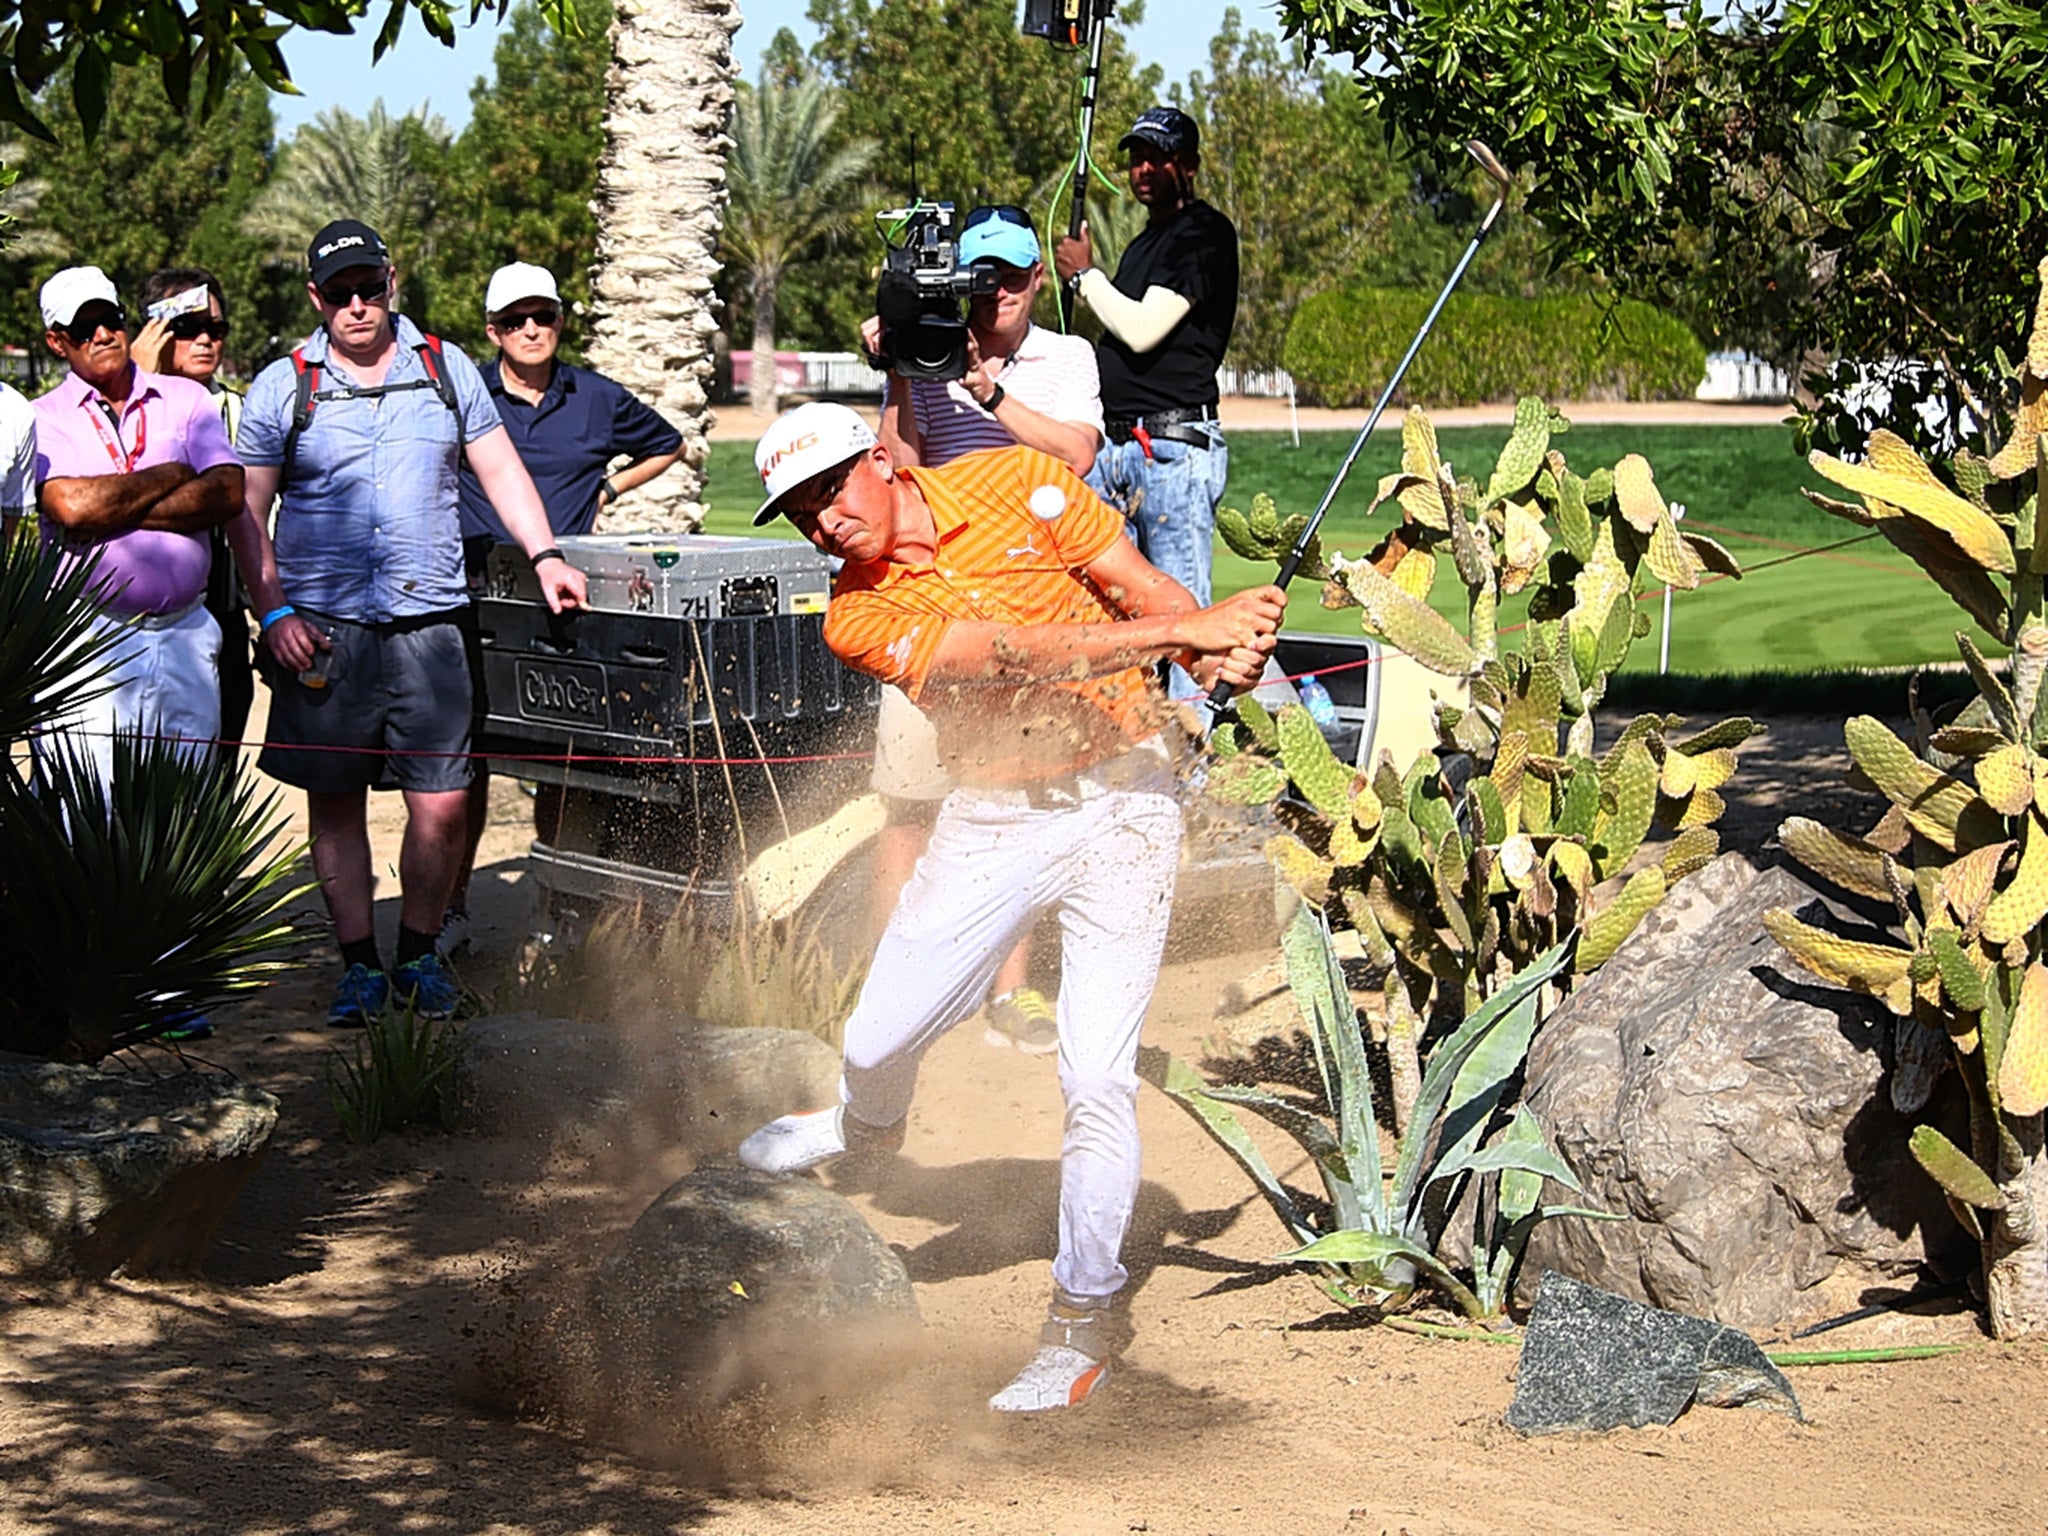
[0,1053,279,1278]
[1521,852,1966,1330]
[1506,1271,1802,1435]
[584,1164,918,1404]
[458,1014,841,1158]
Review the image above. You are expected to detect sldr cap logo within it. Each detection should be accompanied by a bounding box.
[318,234,368,259]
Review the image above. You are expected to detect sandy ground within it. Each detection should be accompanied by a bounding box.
[5,707,2048,1536]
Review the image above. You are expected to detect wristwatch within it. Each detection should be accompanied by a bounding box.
[980,382,1006,415]
[601,475,620,502]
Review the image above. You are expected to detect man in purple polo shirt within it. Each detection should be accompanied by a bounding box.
[32,265,244,789]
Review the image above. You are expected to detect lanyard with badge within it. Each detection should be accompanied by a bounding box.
[88,399,146,472]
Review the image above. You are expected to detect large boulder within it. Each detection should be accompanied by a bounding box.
[458,1013,841,1158]
[582,1165,918,1408]
[1521,853,1967,1330]
[0,1053,279,1278]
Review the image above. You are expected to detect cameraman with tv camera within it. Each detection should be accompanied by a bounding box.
[859,204,1105,1054]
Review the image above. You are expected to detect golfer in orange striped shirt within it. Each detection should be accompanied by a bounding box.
[738,402,1285,1413]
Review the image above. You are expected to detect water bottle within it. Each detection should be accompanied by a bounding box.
[1297,673,1340,731]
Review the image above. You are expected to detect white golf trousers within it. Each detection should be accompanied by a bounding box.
[32,600,222,788]
[840,772,1182,1303]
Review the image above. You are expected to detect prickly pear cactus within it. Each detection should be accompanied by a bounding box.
[1212,399,1754,1129]
[1769,257,2048,1341]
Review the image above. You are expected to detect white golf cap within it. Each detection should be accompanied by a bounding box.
[40,266,121,329]
[753,401,878,524]
[484,262,561,319]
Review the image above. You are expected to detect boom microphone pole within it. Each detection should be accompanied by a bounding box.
[1022,0,1117,312]
[1208,140,1515,708]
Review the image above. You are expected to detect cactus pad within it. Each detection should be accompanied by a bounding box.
[1909,1125,2006,1210]
[1577,866,1667,971]
[1811,434,2016,575]
[1976,744,2034,816]
[1845,715,2002,852]
[1278,704,1355,820]
[1612,454,1667,534]
[1763,908,1914,1013]
[1778,817,1893,900]
[1983,810,2048,943]
[1265,833,1333,906]
[1207,755,1287,806]
[1999,962,2048,1116]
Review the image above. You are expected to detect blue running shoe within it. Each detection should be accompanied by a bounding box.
[329,964,390,1027]
[158,1008,214,1043]
[391,952,460,1020]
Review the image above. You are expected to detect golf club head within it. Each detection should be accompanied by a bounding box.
[1465,139,1510,191]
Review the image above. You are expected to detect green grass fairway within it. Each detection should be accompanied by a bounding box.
[698,422,1981,674]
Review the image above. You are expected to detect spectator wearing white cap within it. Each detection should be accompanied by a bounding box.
[440,260,685,956]
[856,206,1106,1051]
[30,264,245,788]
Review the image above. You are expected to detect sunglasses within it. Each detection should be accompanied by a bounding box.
[58,307,127,344]
[962,204,1032,233]
[316,272,392,308]
[784,458,858,517]
[494,306,561,332]
[168,313,229,342]
[973,263,1038,293]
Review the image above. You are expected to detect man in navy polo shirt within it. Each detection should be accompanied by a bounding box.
[445,261,684,952]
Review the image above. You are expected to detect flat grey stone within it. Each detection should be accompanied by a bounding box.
[1520,853,1965,1328]
[1507,1271,1801,1435]
[0,1053,279,1278]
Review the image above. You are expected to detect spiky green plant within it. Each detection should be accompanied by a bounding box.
[1145,906,1609,1319]
[327,1003,469,1143]
[0,733,309,1061]
[0,521,123,752]
[1765,258,2048,1339]
[1212,400,1754,1126]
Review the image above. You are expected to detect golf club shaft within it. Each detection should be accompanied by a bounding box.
[1207,143,1511,708]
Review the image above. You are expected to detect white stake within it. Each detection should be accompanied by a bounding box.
[1661,502,1687,675]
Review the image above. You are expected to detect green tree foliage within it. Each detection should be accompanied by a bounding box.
[1276,0,2048,454]
[1170,16,1404,372]
[242,102,451,280]
[420,0,612,354]
[0,60,282,371]
[722,66,876,413]
[0,0,563,142]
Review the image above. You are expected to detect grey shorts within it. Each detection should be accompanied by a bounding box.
[258,609,474,794]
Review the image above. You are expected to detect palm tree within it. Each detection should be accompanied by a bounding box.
[722,70,874,417]
[242,101,451,274]
[580,0,741,535]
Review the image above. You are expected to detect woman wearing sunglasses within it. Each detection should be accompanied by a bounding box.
[859,203,1107,1055]
[135,267,250,769]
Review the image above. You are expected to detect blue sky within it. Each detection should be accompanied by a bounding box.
[270,0,1281,136]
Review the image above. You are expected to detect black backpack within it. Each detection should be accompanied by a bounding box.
[283,334,459,473]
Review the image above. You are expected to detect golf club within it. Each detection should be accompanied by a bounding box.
[1208,138,1514,708]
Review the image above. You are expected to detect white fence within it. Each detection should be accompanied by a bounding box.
[732,349,1793,405]
[1696,351,1792,402]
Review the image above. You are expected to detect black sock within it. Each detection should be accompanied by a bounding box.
[395,925,438,967]
[340,937,383,974]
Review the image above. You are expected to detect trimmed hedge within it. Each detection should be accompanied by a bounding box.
[1283,286,1707,408]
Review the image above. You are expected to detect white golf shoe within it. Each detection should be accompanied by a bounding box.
[988,1344,1108,1412]
[737,1105,904,1175]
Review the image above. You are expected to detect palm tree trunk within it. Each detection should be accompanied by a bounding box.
[584,0,739,535]
[749,268,779,417]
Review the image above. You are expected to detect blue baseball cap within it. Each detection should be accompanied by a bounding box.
[958,211,1040,270]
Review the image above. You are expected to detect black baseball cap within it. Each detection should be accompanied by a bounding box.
[307,220,391,284]
[1119,106,1199,157]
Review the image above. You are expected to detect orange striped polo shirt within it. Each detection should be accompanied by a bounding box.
[823,445,1167,784]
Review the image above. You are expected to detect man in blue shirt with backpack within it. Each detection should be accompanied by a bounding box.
[226,220,587,1026]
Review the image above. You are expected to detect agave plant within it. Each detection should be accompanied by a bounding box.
[0,523,309,1062]
[1763,258,2048,1339]
[1211,401,1754,1128]
[1145,906,1607,1319]
[0,522,123,755]
[0,735,308,1061]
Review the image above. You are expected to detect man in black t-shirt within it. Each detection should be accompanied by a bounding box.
[1056,106,1239,652]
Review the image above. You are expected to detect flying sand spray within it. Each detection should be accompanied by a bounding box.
[1207,138,1515,708]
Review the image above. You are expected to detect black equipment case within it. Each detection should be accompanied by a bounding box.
[472,532,881,913]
